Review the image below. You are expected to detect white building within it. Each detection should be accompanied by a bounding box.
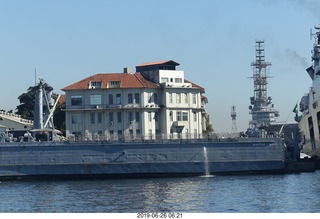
[62,60,208,141]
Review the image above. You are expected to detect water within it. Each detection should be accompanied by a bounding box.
[1,171,320,213]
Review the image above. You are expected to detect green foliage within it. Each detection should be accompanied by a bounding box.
[16,86,37,120]
[52,94,66,135]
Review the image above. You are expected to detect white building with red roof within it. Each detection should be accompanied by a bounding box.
[62,60,209,141]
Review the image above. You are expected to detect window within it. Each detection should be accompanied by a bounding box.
[182,112,188,121]
[149,112,152,121]
[135,93,140,104]
[170,111,173,121]
[148,93,152,103]
[110,81,120,85]
[90,81,101,88]
[176,111,181,121]
[136,129,141,136]
[161,77,168,83]
[109,81,120,87]
[97,112,102,123]
[193,94,197,104]
[71,115,81,124]
[184,93,188,103]
[155,112,159,122]
[169,93,172,103]
[154,93,158,104]
[175,78,182,83]
[90,113,95,124]
[71,95,82,106]
[72,132,82,139]
[193,112,197,122]
[109,94,113,104]
[128,93,133,104]
[128,112,133,123]
[90,94,101,105]
[176,111,188,121]
[117,112,122,123]
[109,112,113,123]
[135,112,140,122]
[116,94,121,104]
[176,93,181,104]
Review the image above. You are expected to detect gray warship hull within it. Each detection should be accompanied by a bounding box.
[0,138,285,180]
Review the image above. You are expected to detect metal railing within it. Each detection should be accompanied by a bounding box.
[66,132,270,144]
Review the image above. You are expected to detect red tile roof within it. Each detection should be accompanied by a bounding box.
[136,60,180,67]
[61,73,159,91]
[184,79,205,93]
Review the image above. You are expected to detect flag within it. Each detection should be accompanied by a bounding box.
[293,103,299,121]
[293,104,298,114]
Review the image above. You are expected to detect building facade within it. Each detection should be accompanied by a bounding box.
[62,60,208,141]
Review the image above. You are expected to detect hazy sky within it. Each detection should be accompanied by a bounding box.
[0,0,319,132]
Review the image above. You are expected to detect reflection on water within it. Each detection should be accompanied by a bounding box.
[0,171,320,212]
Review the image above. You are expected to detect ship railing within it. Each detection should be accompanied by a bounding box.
[0,131,282,145]
[65,132,279,144]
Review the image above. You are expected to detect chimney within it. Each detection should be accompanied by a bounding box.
[123,67,130,74]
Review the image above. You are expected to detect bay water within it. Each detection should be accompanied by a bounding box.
[0,171,320,213]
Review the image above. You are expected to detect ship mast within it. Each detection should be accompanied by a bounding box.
[231,105,237,133]
[247,40,279,137]
[307,24,320,80]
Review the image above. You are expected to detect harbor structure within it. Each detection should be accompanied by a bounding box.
[62,60,209,141]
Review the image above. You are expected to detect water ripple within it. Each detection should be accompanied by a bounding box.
[0,172,320,212]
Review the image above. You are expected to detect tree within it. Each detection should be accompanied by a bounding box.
[52,94,66,135]
[16,86,37,120]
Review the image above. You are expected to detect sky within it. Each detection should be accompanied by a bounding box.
[0,0,319,133]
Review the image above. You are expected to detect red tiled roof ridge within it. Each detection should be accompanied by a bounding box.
[184,79,205,93]
[134,73,145,87]
[61,72,159,91]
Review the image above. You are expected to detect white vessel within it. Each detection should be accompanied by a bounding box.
[298,24,320,157]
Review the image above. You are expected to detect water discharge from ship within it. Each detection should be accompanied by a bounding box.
[203,147,209,175]
[200,147,214,177]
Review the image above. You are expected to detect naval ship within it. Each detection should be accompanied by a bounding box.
[297,24,320,158]
[0,44,290,180]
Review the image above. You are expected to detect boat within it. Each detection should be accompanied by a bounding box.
[0,47,290,180]
[297,24,320,158]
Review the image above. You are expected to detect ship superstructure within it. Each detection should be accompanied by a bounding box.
[247,40,279,137]
[298,24,320,157]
